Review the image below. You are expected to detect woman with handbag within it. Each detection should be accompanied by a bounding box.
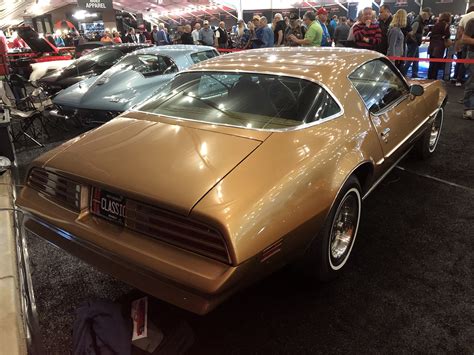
[427,12,452,79]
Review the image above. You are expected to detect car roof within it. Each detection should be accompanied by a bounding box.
[113,43,152,53]
[133,45,216,57]
[83,43,151,55]
[77,41,112,47]
[188,47,384,92]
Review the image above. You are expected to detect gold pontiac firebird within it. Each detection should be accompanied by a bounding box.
[18,48,447,314]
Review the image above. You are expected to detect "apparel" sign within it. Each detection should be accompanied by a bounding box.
[77,0,113,11]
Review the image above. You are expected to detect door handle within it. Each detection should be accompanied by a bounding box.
[381,128,391,142]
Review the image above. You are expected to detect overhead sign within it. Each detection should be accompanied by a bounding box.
[23,16,33,26]
[77,0,113,11]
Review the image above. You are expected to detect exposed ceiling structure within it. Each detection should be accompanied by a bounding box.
[0,0,239,27]
[0,0,351,28]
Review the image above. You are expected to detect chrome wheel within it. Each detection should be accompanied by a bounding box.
[428,109,443,153]
[328,188,361,270]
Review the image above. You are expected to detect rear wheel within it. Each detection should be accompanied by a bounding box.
[415,108,443,160]
[304,176,362,281]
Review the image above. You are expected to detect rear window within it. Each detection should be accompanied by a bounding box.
[138,71,341,130]
[190,50,219,64]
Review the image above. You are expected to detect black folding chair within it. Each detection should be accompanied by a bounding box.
[0,75,51,147]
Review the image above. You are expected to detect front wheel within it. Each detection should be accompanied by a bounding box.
[415,108,443,160]
[303,176,362,281]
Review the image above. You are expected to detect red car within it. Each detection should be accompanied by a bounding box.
[8,26,74,77]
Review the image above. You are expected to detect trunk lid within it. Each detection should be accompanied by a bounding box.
[45,116,265,215]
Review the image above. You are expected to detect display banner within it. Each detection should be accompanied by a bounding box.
[77,0,113,11]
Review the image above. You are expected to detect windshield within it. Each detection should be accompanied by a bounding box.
[65,48,123,72]
[138,71,341,130]
[104,54,178,77]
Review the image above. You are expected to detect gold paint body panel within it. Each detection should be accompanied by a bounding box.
[17,48,447,314]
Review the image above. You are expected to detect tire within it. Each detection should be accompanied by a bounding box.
[415,108,443,160]
[303,175,362,282]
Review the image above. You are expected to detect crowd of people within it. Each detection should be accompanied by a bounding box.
[7,4,472,119]
[99,5,461,83]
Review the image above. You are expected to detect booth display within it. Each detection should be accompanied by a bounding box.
[51,45,219,122]
[17,47,447,315]
[8,26,74,78]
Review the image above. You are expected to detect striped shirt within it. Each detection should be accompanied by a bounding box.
[353,22,382,50]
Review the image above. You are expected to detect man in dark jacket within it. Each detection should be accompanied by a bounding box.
[151,23,169,45]
[124,28,142,43]
[461,18,474,119]
[139,25,151,42]
[215,21,229,48]
[334,16,350,46]
[378,4,392,54]
[180,25,194,44]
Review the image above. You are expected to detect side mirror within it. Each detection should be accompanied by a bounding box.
[409,84,424,97]
[0,156,12,176]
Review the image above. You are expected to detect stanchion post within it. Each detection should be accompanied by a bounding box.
[445,44,455,81]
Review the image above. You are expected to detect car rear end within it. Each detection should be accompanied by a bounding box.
[18,164,264,314]
[16,116,271,314]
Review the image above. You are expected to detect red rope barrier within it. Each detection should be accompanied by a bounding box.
[217,48,243,53]
[387,56,474,64]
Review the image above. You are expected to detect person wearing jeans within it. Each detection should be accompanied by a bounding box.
[405,42,419,77]
[454,6,474,86]
[427,12,452,80]
[404,8,432,78]
[461,18,474,119]
[455,46,467,86]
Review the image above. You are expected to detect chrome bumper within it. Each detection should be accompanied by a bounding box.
[24,214,236,314]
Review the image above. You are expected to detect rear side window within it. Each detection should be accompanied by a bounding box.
[190,50,219,64]
[349,59,408,114]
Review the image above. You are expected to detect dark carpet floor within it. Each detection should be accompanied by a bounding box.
[15,85,473,354]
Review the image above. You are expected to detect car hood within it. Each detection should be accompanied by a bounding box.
[40,61,96,83]
[41,74,90,90]
[52,70,171,111]
[29,60,74,81]
[43,116,264,215]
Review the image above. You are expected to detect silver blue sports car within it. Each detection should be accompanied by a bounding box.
[51,45,219,122]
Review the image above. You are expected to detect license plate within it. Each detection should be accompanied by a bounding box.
[90,187,126,225]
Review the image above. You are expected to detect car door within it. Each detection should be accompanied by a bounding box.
[349,59,426,166]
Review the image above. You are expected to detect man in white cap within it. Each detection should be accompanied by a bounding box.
[199,20,215,46]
